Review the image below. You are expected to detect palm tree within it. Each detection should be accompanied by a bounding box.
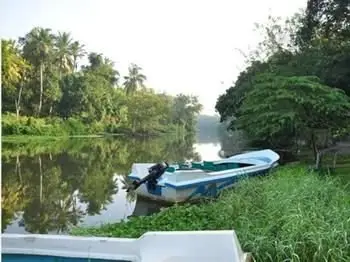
[70,41,86,72]
[20,27,54,115]
[54,32,74,78]
[123,63,147,95]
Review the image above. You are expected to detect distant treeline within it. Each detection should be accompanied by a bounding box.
[2,28,202,136]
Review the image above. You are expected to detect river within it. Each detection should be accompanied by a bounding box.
[2,135,230,235]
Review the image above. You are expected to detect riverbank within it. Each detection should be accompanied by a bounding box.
[1,113,186,138]
[71,165,350,261]
[1,135,105,143]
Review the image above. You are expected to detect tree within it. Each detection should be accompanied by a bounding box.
[70,41,86,72]
[235,74,350,157]
[20,27,55,115]
[2,26,203,138]
[54,32,73,78]
[123,63,146,95]
[172,94,203,136]
[1,39,31,118]
[216,1,350,154]
[296,0,350,46]
[125,91,171,134]
[83,52,119,86]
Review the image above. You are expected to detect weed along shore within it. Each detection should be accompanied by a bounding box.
[71,165,350,261]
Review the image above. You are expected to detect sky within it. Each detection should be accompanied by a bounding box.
[1,0,307,115]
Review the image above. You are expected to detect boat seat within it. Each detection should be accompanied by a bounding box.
[182,162,241,172]
[203,161,216,171]
[192,162,203,169]
[166,167,176,173]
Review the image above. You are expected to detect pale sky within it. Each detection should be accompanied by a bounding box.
[1,0,306,115]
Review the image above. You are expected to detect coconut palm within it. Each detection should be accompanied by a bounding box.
[20,27,54,115]
[123,63,147,95]
[70,41,86,72]
[54,32,74,78]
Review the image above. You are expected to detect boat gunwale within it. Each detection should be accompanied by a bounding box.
[129,162,275,189]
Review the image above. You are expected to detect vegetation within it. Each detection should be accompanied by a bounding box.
[71,166,350,261]
[1,136,200,234]
[68,2,350,261]
[2,29,202,136]
[215,0,350,158]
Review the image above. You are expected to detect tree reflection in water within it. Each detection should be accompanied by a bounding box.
[2,135,200,234]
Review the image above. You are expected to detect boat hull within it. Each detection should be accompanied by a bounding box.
[129,166,272,203]
[128,149,280,203]
[2,231,250,262]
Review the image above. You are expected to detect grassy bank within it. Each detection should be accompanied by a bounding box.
[71,166,350,261]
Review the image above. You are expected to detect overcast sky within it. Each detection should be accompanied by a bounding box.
[1,0,306,115]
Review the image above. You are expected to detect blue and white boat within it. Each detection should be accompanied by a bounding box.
[127,149,280,203]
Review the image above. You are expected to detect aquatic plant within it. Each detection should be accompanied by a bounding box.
[72,166,350,262]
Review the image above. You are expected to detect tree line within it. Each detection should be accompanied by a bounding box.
[216,0,350,158]
[1,28,202,136]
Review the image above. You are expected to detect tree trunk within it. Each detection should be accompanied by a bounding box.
[38,63,44,116]
[182,122,186,140]
[15,82,24,119]
[310,131,318,161]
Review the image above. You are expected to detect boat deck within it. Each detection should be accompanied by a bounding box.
[164,170,218,182]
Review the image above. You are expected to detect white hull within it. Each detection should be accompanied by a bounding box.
[2,231,251,262]
[132,165,272,203]
[128,149,280,203]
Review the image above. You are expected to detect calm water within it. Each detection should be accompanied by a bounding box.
[2,135,233,235]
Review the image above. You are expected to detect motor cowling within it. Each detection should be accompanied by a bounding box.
[127,162,169,192]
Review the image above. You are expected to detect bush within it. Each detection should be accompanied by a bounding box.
[2,114,87,136]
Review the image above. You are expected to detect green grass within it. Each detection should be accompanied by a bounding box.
[71,165,350,262]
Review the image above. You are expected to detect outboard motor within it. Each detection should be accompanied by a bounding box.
[127,162,169,192]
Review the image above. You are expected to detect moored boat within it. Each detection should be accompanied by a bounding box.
[127,149,280,203]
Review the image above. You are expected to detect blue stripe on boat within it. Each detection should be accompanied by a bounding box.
[128,167,272,190]
[186,169,270,199]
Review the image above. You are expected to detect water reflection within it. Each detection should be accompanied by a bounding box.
[2,136,204,234]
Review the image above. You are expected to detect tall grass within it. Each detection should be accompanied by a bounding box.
[72,166,350,262]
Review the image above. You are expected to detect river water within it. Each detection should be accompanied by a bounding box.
[2,135,236,235]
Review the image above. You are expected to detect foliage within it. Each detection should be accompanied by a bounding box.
[71,166,350,261]
[1,39,30,88]
[123,63,146,95]
[1,136,201,233]
[215,0,350,154]
[1,113,90,136]
[2,28,202,136]
[236,74,350,150]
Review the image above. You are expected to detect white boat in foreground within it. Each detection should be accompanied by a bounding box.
[2,231,251,262]
[128,149,280,203]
